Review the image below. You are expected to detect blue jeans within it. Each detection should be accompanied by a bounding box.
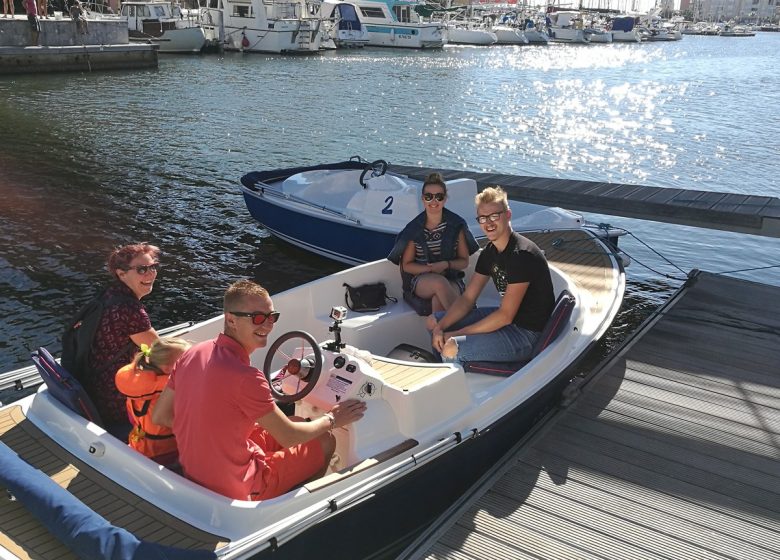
[434,308,540,365]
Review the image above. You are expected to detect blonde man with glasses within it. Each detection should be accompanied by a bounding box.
[428,186,555,366]
[153,280,366,501]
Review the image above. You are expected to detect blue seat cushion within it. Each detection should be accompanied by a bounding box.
[31,347,104,426]
[464,290,576,376]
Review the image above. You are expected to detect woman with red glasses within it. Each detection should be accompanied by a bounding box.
[388,172,479,315]
[83,243,161,435]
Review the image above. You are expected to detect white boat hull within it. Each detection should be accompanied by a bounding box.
[365,23,446,48]
[549,27,590,43]
[0,232,624,558]
[493,26,528,44]
[446,26,497,45]
[130,26,207,53]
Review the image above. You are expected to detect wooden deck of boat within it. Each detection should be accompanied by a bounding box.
[0,406,228,560]
[400,271,780,560]
[388,164,780,238]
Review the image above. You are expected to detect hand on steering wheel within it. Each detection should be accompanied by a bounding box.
[359,159,388,188]
[263,331,323,404]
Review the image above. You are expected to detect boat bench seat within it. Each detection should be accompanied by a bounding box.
[335,298,430,355]
[464,290,575,376]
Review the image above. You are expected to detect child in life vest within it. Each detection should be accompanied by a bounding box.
[115,338,190,462]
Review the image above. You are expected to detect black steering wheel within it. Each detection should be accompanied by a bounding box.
[263,331,323,403]
[359,159,388,188]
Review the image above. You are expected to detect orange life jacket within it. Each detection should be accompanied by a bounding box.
[115,363,176,460]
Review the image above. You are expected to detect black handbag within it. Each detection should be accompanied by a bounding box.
[343,282,397,312]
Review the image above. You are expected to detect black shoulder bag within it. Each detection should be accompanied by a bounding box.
[343,282,397,312]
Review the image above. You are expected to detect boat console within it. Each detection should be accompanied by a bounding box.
[276,309,471,472]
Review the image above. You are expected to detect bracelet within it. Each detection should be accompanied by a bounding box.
[324,412,336,431]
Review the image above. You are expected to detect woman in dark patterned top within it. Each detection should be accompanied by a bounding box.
[388,173,478,313]
[87,243,160,429]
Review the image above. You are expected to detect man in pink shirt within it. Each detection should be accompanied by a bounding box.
[24,0,40,45]
[154,280,366,501]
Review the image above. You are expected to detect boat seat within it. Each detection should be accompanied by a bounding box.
[31,347,105,426]
[464,290,575,376]
[30,348,132,441]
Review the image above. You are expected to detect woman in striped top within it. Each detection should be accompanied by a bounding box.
[397,173,476,312]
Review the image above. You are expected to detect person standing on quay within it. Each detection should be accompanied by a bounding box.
[24,0,41,45]
[2,0,14,19]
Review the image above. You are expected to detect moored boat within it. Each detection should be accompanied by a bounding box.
[355,0,446,49]
[0,227,625,559]
[237,158,621,265]
[121,0,208,53]
[320,0,370,48]
[197,0,322,53]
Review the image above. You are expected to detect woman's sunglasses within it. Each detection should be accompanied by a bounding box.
[423,193,446,202]
[229,310,281,325]
[128,263,160,275]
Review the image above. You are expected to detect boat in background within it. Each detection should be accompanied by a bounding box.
[0,227,625,560]
[490,23,528,44]
[197,0,322,53]
[547,10,591,43]
[320,0,370,48]
[121,0,208,52]
[356,0,446,48]
[239,157,624,265]
[719,23,755,36]
[610,15,642,42]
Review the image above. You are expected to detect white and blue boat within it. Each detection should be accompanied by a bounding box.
[354,0,446,48]
[0,228,625,559]
[239,158,596,265]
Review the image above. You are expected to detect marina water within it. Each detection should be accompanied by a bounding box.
[1,34,778,381]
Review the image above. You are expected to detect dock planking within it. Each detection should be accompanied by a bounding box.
[388,164,780,238]
[400,271,780,560]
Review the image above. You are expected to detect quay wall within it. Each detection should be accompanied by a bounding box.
[0,16,127,47]
[0,44,157,74]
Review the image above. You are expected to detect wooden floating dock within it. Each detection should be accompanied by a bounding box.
[388,164,780,239]
[400,271,780,560]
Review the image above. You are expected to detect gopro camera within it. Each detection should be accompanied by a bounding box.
[330,306,348,322]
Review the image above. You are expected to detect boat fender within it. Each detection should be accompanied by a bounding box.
[242,32,250,48]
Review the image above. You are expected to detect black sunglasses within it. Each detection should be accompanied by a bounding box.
[476,211,505,224]
[423,192,446,202]
[229,310,281,325]
[127,263,160,275]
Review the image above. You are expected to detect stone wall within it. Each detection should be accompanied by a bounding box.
[0,16,128,47]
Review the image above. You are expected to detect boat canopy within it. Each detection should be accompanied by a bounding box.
[612,16,636,32]
[337,3,362,30]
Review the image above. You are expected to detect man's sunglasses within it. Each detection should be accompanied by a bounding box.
[127,263,160,275]
[422,193,446,202]
[229,310,281,325]
[476,211,505,224]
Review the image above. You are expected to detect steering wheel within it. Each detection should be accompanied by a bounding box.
[359,159,388,188]
[263,331,323,403]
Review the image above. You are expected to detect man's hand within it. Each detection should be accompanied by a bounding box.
[329,399,367,428]
[432,327,446,353]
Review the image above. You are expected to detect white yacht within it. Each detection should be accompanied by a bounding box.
[355,0,446,48]
[198,0,323,53]
[547,10,590,43]
[445,20,496,45]
[320,0,369,48]
[490,24,527,44]
[121,0,207,52]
